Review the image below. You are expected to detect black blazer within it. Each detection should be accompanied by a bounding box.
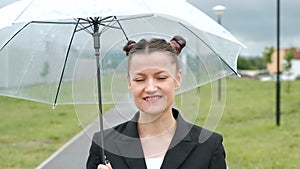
[86,109,226,169]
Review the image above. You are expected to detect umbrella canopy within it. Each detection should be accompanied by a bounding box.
[0,0,244,105]
[0,0,245,163]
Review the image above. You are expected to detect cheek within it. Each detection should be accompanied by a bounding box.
[161,83,177,95]
[129,83,142,95]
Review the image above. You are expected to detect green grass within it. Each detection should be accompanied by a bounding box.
[218,79,300,169]
[0,97,112,169]
[0,78,300,168]
[175,78,300,169]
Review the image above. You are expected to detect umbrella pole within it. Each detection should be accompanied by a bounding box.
[93,24,106,164]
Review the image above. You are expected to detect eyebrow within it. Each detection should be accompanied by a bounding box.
[133,70,169,76]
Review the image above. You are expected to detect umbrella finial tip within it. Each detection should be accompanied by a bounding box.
[52,103,57,109]
[237,73,242,78]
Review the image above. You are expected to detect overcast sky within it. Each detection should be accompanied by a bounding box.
[2,0,299,57]
[188,0,300,57]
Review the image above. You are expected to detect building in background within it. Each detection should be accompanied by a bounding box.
[267,48,300,80]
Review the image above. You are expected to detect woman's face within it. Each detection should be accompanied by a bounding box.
[127,51,182,117]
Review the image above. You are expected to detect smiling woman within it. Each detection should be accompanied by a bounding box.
[86,36,227,169]
[127,40,181,119]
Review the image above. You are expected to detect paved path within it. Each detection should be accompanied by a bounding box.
[36,102,137,169]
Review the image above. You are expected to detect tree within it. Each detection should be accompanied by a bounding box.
[284,47,295,94]
[237,56,266,70]
[263,46,274,63]
[284,47,295,70]
[237,57,250,70]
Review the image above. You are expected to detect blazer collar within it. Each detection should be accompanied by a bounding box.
[115,112,146,169]
[161,109,197,169]
[115,108,196,169]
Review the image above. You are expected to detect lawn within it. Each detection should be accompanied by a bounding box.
[0,97,112,169]
[0,78,299,168]
[219,79,300,169]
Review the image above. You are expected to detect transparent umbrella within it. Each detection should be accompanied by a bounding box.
[0,0,244,162]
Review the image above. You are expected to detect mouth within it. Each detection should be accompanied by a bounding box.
[143,95,162,103]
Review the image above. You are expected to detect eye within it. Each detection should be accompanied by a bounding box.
[157,76,168,80]
[133,77,145,82]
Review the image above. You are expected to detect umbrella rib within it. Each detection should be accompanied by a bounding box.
[100,16,114,22]
[74,17,121,35]
[75,18,93,34]
[31,20,87,25]
[52,19,80,108]
[0,22,31,51]
[98,18,119,35]
[76,24,93,33]
[99,23,121,30]
[114,16,129,41]
[97,16,129,38]
[179,23,239,75]
[13,0,34,23]
[114,14,154,21]
[78,18,90,22]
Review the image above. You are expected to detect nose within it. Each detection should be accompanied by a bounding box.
[144,79,157,93]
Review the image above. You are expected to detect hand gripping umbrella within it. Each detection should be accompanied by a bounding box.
[0,0,244,163]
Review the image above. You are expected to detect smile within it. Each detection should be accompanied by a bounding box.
[143,96,162,102]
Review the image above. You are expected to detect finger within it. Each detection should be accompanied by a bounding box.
[106,162,113,169]
[97,163,113,169]
[97,164,108,169]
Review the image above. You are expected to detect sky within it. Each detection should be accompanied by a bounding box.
[1,0,300,57]
[188,0,300,57]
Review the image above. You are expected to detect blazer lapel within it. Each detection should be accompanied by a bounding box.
[161,141,196,169]
[115,118,147,169]
[161,110,197,169]
[114,109,196,169]
[116,139,146,169]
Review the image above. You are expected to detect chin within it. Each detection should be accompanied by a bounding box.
[139,103,170,116]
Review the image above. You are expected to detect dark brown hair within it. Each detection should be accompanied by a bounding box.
[123,36,186,75]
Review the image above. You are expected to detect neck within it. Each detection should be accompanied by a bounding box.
[138,108,176,138]
[137,108,177,158]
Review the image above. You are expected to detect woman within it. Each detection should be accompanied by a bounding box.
[86,36,226,169]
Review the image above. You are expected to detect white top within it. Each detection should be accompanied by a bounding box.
[145,158,164,169]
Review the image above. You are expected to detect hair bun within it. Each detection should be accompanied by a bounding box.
[123,40,136,56]
[170,35,186,55]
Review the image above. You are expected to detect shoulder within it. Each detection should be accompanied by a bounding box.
[174,109,224,149]
[92,120,136,141]
[189,125,227,168]
[188,123,224,149]
[171,119,226,168]
[187,124,226,165]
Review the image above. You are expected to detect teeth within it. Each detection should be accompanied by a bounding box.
[145,96,160,101]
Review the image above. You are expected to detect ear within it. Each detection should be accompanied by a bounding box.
[175,69,182,90]
[126,75,132,90]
